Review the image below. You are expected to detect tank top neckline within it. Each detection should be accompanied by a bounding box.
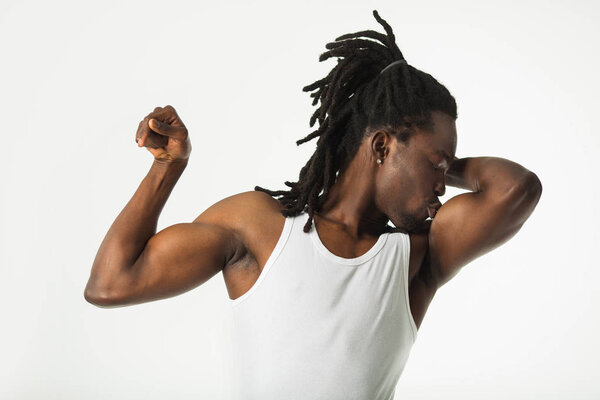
[306,214,390,266]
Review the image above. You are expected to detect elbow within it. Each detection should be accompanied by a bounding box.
[84,288,106,307]
[84,270,130,308]
[84,286,117,308]
[517,172,542,201]
[503,172,542,223]
[503,171,542,199]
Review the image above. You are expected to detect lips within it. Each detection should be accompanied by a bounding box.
[427,207,436,219]
[427,203,442,219]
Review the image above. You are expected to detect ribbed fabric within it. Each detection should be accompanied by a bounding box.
[229,211,417,400]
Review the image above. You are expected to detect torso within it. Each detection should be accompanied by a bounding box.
[221,191,437,331]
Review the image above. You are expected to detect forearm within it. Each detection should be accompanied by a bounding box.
[445,156,538,193]
[85,159,188,296]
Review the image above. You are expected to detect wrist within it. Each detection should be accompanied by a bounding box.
[152,157,188,169]
[148,158,188,183]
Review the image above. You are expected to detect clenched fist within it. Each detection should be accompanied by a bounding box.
[135,105,191,163]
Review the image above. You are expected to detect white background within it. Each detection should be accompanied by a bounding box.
[1,0,598,399]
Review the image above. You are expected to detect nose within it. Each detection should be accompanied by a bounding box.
[434,178,446,197]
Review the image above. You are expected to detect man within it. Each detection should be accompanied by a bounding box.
[84,10,542,399]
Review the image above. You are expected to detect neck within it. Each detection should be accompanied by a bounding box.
[315,155,389,239]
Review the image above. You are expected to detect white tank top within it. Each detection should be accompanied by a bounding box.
[229,211,418,400]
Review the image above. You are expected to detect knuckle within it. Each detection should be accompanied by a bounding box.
[153,106,162,112]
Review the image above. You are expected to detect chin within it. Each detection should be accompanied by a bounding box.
[395,212,422,233]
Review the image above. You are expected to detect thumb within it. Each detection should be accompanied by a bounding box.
[149,118,187,140]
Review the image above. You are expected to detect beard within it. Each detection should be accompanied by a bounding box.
[395,211,426,234]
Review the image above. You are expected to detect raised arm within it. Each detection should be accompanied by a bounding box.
[83,159,240,308]
[84,105,222,307]
[426,156,542,288]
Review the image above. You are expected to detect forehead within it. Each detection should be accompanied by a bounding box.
[415,111,457,157]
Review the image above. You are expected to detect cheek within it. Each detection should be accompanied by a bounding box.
[376,155,431,202]
[376,169,413,206]
[388,167,430,209]
[378,169,407,194]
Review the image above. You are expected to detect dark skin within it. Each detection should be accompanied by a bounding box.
[85,106,542,332]
[313,111,458,239]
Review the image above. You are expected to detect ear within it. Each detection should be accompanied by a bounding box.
[370,129,392,162]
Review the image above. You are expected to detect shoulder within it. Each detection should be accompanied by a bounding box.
[192,190,289,272]
[193,190,287,243]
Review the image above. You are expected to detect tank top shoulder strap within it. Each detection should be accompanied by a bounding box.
[387,229,418,340]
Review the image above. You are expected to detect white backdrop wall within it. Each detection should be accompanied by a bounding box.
[1,0,598,399]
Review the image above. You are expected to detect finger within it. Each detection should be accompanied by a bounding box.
[145,106,177,124]
[137,105,182,145]
[136,119,150,146]
[138,128,147,147]
[135,120,143,144]
[138,119,153,147]
[137,113,165,144]
[149,118,188,141]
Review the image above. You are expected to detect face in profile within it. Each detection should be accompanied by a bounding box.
[373,111,457,233]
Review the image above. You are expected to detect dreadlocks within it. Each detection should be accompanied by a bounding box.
[254,9,457,233]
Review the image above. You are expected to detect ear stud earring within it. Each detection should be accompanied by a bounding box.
[376,159,382,164]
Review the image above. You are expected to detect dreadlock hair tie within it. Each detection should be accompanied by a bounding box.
[380,59,407,74]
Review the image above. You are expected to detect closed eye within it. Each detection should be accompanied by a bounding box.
[431,161,449,175]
